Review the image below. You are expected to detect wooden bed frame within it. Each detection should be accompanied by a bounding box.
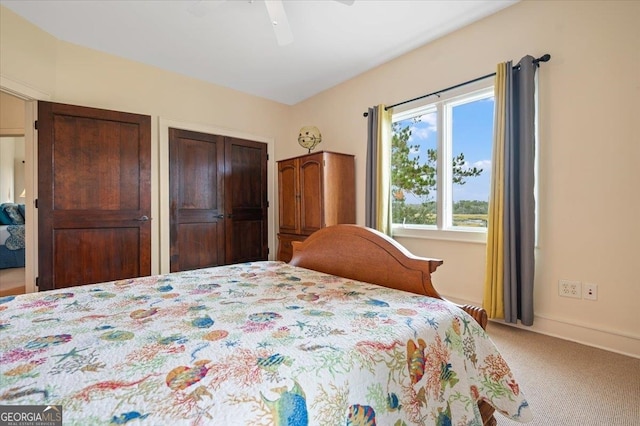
[290,224,496,426]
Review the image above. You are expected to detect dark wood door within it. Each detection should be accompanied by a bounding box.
[169,129,267,271]
[224,137,268,263]
[37,101,151,291]
[169,128,225,272]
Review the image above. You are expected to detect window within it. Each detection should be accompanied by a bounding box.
[391,86,494,241]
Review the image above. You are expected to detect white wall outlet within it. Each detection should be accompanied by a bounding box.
[559,280,582,298]
[583,283,598,300]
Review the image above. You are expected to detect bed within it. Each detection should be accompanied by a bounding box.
[0,225,531,425]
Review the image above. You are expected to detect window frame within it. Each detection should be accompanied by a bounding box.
[390,81,494,243]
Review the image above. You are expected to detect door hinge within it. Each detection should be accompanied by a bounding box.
[35,277,39,288]
[34,198,38,208]
[34,120,38,130]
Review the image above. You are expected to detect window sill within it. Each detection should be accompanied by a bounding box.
[392,225,487,244]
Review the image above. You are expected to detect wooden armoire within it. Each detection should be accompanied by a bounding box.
[277,151,355,261]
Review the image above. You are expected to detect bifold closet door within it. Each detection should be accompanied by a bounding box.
[169,128,225,272]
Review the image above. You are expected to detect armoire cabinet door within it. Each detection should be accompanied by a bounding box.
[277,158,299,234]
[299,153,324,235]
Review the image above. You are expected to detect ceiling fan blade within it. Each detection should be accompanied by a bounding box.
[264,0,293,46]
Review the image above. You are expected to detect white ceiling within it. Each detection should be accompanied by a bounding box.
[1,0,518,105]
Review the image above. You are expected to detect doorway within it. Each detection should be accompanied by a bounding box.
[0,92,26,296]
[0,79,42,294]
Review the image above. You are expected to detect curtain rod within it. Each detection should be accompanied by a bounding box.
[363,53,550,117]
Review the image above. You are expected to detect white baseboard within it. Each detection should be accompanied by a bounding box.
[443,295,640,359]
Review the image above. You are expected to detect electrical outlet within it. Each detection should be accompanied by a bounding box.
[583,283,598,301]
[559,280,581,298]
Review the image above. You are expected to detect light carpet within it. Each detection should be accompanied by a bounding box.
[487,321,639,426]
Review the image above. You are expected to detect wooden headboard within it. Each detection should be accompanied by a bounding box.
[289,225,488,329]
[290,224,443,298]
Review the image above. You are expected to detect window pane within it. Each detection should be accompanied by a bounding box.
[391,110,438,226]
[451,96,493,228]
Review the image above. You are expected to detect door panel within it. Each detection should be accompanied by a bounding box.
[53,117,141,210]
[169,128,225,272]
[53,228,141,287]
[177,223,222,271]
[229,220,265,262]
[38,101,151,291]
[224,137,268,263]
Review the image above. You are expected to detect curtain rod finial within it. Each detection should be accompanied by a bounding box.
[536,54,551,63]
[363,112,369,117]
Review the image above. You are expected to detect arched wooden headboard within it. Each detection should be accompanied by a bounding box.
[289,224,488,329]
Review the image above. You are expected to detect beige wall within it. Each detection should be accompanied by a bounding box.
[291,0,640,357]
[0,92,25,135]
[1,1,638,356]
[0,7,57,95]
[0,137,15,201]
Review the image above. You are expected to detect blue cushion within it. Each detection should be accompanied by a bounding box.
[18,204,25,219]
[0,207,10,225]
[0,203,24,225]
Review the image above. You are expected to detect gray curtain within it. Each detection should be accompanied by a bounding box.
[365,106,379,228]
[504,56,537,325]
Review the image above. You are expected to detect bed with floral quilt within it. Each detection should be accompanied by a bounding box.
[0,225,531,425]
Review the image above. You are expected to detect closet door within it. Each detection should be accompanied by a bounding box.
[224,137,268,263]
[37,101,151,290]
[169,128,225,272]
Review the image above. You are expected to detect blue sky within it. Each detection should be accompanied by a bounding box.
[396,96,494,203]
[451,97,494,202]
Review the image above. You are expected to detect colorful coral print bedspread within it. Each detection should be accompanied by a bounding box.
[0,261,531,425]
